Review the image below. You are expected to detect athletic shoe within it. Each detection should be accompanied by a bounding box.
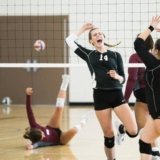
[114,120,125,145]
[62,74,70,81]
[152,147,160,160]
[152,156,160,160]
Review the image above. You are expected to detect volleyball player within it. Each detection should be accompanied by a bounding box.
[125,34,160,160]
[65,22,138,160]
[23,74,89,150]
[134,15,160,160]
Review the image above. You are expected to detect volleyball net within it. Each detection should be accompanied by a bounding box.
[0,0,159,68]
[0,0,159,104]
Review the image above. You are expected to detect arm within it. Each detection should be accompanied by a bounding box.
[134,16,160,68]
[26,88,39,128]
[138,16,160,41]
[25,141,53,150]
[107,52,125,84]
[65,22,94,51]
[124,55,138,102]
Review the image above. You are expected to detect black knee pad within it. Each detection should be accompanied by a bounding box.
[126,131,138,138]
[139,139,152,154]
[104,136,115,148]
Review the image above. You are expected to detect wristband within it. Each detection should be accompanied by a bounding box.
[148,25,154,32]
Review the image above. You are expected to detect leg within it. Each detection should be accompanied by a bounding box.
[114,103,138,136]
[140,116,160,160]
[60,127,78,145]
[96,109,116,160]
[134,102,149,130]
[60,110,93,145]
[47,74,70,128]
[134,102,160,159]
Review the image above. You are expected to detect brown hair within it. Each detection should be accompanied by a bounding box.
[136,34,153,51]
[23,128,42,143]
[155,39,160,50]
[88,28,121,47]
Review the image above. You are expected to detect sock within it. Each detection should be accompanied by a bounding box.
[74,111,92,132]
[152,147,160,156]
[60,74,70,91]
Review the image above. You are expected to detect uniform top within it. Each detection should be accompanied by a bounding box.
[134,38,160,94]
[124,53,146,101]
[66,33,125,90]
[26,95,60,148]
[134,38,160,117]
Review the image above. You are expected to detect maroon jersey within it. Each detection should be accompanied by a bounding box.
[26,95,60,147]
[124,53,146,102]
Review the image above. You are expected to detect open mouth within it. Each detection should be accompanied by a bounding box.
[97,39,102,43]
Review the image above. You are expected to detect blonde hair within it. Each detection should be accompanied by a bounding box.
[89,28,121,47]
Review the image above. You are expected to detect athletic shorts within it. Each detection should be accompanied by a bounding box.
[46,126,62,138]
[145,89,160,119]
[93,88,126,110]
[134,88,147,103]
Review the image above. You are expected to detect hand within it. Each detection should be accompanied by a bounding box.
[25,143,34,150]
[150,16,160,31]
[26,88,33,96]
[76,22,95,36]
[81,22,95,31]
[107,70,119,80]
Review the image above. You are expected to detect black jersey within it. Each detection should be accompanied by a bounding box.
[74,42,125,90]
[134,38,160,118]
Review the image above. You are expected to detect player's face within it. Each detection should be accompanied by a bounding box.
[89,28,105,48]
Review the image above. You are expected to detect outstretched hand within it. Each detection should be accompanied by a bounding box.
[26,88,33,96]
[150,16,160,32]
[81,22,95,31]
[76,22,95,36]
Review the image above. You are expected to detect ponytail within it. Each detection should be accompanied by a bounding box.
[104,41,121,47]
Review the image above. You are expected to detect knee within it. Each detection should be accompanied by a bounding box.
[104,136,115,148]
[125,125,138,138]
[139,139,152,154]
[126,130,138,138]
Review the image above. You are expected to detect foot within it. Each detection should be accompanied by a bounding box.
[80,110,93,127]
[152,148,160,160]
[62,74,70,81]
[152,156,160,160]
[115,120,125,145]
[60,74,70,90]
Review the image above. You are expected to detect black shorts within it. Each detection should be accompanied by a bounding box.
[134,88,147,103]
[146,90,160,119]
[93,89,126,110]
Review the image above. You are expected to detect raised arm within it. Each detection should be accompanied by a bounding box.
[138,16,160,41]
[25,88,39,128]
[65,22,94,51]
[134,16,160,68]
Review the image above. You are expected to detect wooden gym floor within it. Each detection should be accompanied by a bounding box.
[0,104,143,160]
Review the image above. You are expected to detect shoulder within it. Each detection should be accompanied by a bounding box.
[129,53,141,63]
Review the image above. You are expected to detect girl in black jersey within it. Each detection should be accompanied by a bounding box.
[134,16,160,160]
[66,22,138,160]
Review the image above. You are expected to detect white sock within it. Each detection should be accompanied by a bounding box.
[152,147,159,152]
[74,124,82,132]
[74,117,89,132]
[60,74,70,91]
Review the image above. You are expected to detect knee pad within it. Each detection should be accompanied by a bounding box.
[126,131,138,138]
[104,136,115,148]
[139,139,152,154]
